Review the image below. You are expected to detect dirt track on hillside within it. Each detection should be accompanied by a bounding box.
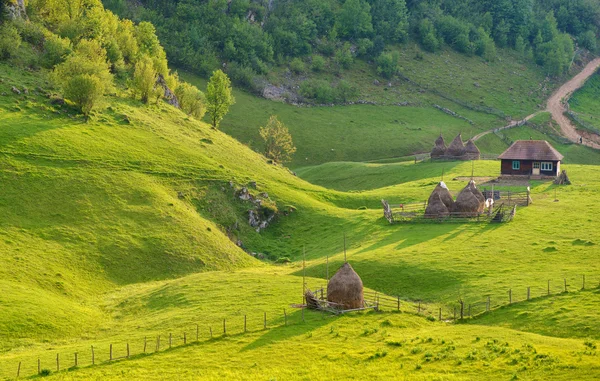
[546,57,600,149]
[473,58,600,149]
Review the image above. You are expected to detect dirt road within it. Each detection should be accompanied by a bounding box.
[473,58,600,149]
[546,57,600,149]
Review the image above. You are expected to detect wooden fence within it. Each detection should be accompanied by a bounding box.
[2,275,597,379]
[384,201,516,224]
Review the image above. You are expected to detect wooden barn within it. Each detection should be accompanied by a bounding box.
[498,140,563,178]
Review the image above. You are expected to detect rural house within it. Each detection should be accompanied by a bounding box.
[498,140,563,178]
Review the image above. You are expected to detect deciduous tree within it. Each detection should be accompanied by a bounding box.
[259,115,296,163]
[206,70,235,128]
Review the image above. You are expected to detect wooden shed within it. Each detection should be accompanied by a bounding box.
[498,140,563,177]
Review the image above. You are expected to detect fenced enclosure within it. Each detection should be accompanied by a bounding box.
[383,201,516,224]
[480,187,532,207]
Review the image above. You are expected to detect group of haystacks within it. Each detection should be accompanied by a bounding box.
[425,180,486,218]
[432,134,480,160]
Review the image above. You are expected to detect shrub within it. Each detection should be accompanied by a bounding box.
[299,79,336,104]
[356,38,373,57]
[376,51,400,79]
[311,55,325,72]
[336,80,358,102]
[43,33,72,68]
[259,115,296,163]
[289,57,305,74]
[0,24,21,59]
[579,30,597,52]
[176,82,206,119]
[334,43,353,70]
[63,74,103,116]
[131,55,160,104]
[227,62,257,90]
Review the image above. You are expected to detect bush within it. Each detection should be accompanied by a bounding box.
[334,43,353,70]
[63,74,103,116]
[0,24,21,59]
[227,62,257,90]
[376,51,400,79]
[14,20,45,46]
[176,82,206,119]
[579,30,597,52]
[418,19,440,52]
[43,33,72,68]
[299,79,336,104]
[356,38,373,57]
[311,55,325,72]
[289,57,305,74]
[131,55,160,103]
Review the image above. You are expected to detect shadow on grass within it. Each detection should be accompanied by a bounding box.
[241,310,333,351]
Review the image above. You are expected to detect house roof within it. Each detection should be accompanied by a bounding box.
[498,140,564,161]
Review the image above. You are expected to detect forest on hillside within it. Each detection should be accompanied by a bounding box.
[103,0,600,89]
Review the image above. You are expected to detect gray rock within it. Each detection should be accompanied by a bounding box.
[11,86,20,95]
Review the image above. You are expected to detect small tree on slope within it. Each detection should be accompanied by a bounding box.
[259,115,296,164]
[206,69,235,128]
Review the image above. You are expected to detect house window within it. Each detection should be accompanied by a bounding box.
[541,162,553,171]
[512,161,520,170]
[533,162,540,169]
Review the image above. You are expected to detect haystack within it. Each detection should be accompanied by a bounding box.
[327,263,364,310]
[464,139,481,160]
[554,170,571,185]
[446,134,466,157]
[425,193,450,218]
[431,134,447,157]
[454,180,485,216]
[427,181,454,210]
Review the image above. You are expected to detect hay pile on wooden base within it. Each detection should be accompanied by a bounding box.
[425,194,450,218]
[454,180,485,217]
[446,133,466,157]
[554,170,571,185]
[327,263,364,310]
[425,182,454,218]
[464,139,481,160]
[431,134,447,157]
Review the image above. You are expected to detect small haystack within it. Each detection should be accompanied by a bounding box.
[446,133,466,157]
[431,134,447,157]
[427,181,454,209]
[425,193,450,218]
[327,263,364,310]
[454,180,485,216]
[464,139,481,160]
[554,170,571,185]
[305,289,320,309]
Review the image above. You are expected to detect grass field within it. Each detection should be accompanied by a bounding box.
[569,71,600,134]
[177,44,582,168]
[2,52,600,380]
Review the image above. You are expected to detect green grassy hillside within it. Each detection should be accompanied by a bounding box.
[180,44,580,168]
[569,72,600,134]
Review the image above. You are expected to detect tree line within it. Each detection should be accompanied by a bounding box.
[101,0,600,85]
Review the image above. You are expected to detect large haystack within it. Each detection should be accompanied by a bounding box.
[327,263,364,310]
[425,193,450,218]
[464,139,481,160]
[446,134,466,157]
[431,134,447,157]
[454,180,485,216]
[427,181,454,209]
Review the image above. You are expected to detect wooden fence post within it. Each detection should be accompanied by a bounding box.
[56,353,59,372]
[169,333,172,349]
[244,315,247,332]
[156,336,160,352]
[418,301,421,314]
[223,319,226,335]
[38,359,41,375]
[74,352,78,367]
[468,304,471,317]
[91,346,95,365]
[110,344,113,361]
[17,361,21,378]
[284,309,287,326]
[460,300,464,320]
[397,296,400,311]
[564,278,567,292]
[527,287,531,300]
[127,343,130,358]
[453,307,456,321]
[439,308,442,321]
[184,332,187,345]
[196,324,199,342]
[302,307,305,322]
[143,337,147,353]
[210,327,213,338]
[509,289,512,304]
[264,312,267,329]
[548,280,550,296]
[582,275,585,290]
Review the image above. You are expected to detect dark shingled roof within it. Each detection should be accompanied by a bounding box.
[498,140,564,161]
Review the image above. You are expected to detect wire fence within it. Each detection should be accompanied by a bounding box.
[1,275,598,379]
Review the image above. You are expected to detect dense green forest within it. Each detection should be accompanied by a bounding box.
[102,0,600,93]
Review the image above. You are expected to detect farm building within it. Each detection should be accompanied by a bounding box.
[498,140,563,178]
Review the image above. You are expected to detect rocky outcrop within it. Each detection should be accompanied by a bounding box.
[156,74,179,108]
[7,0,28,20]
